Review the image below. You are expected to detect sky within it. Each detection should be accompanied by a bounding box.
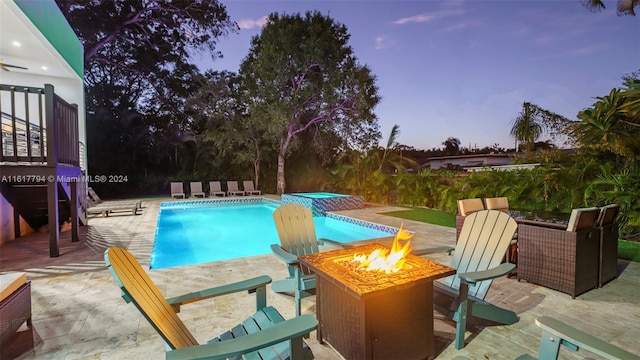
[192,0,640,151]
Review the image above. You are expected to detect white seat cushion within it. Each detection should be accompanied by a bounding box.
[0,272,27,302]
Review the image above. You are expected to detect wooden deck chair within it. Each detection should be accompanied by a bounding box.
[227,181,245,196]
[170,182,185,199]
[422,210,519,350]
[243,180,262,195]
[189,181,205,198]
[516,316,639,360]
[209,181,225,197]
[86,187,141,217]
[104,247,317,360]
[270,204,350,316]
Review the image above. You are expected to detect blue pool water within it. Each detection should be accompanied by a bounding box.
[291,192,348,199]
[151,203,395,270]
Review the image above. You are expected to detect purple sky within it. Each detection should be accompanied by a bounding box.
[192,0,640,151]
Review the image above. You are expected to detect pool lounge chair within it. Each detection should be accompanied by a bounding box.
[227,181,245,196]
[208,181,225,197]
[104,247,317,360]
[86,187,141,217]
[170,182,185,199]
[189,181,206,198]
[243,180,261,195]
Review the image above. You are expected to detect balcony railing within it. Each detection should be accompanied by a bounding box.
[0,84,80,167]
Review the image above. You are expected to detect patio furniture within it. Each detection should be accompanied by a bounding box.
[484,196,509,213]
[104,247,317,360]
[0,272,31,346]
[596,204,620,287]
[226,181,245,196]
[170,182,185,199]
[87,187,142,216]
[421,209,519,350]
[517,207,601,298]
[243,180,262,195]
[270,203,350,316]
[516,316,639,360]
[485,197,517,265]
[208,181,225,197]
[189,181,205,198]
[455,198,485,242]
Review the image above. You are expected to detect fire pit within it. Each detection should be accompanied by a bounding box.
[299,243,455,360]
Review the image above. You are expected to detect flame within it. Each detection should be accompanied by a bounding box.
[352,224,413,273]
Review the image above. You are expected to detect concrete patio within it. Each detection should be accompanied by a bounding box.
[1,197,639,360]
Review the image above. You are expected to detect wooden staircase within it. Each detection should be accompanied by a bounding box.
[0,180,87,232]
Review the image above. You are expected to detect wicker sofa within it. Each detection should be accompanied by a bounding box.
[517,207,601,298]
[596,204,620,288]
[0,272,32,345]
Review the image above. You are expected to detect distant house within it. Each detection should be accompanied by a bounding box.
[421,153,520,170]
[0,0,87,256]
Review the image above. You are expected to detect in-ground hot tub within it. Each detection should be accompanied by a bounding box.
[281,192,364,216]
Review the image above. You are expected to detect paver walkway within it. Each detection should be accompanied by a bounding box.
[1,197,639,359]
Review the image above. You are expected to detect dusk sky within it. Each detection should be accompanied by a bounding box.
[193,0,639,151]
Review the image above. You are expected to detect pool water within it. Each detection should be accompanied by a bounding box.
[151,204,394,270]
[291,192,347,199]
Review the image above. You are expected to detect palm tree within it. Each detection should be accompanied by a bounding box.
[442,137,461,156]
[511,102,543,152]
[583,0,640,16]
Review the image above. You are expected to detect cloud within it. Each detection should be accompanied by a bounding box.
[374,36,397,50]
[392,8,464,25]
[237,16,268,30]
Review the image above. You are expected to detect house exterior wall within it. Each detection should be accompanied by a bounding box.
[0,193,33,245]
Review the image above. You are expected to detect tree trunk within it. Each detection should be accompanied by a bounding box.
[277,133,293,195]
[277,148,286,195]
[254,142,261,188]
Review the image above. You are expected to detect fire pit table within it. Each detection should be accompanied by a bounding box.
[299,243,456,360]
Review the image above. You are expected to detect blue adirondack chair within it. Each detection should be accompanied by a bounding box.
[417,209,519,350]
[270,203,350,316]
[516,316,639,360]
[104,247,317,360]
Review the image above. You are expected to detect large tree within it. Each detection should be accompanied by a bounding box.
[442,137,461,156]
[239,11,381,194]
[57,0,238,193]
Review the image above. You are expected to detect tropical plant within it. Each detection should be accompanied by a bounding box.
[240,11,381,194]
[573,83,640,164]
[510,102,572,152]
[582,0,640,16]
[442,137,461,156]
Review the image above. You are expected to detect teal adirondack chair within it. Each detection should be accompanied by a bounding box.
[516,316,640,360]
[104,247,317,360]
[270,203,350,316]
[418,209,519,350]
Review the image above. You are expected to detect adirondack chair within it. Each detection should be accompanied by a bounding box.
[270,203,350,316]
[516,316,639,360]
[104,247,317,360]
[420,209,519,350]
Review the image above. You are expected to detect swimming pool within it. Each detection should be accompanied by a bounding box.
[151,200,397,270]
[291,192,348,199]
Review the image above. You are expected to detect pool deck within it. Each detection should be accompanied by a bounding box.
[1,196,639,359]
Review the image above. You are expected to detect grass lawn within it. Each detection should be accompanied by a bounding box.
[380,206,640,262]
[379,207,456,228]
